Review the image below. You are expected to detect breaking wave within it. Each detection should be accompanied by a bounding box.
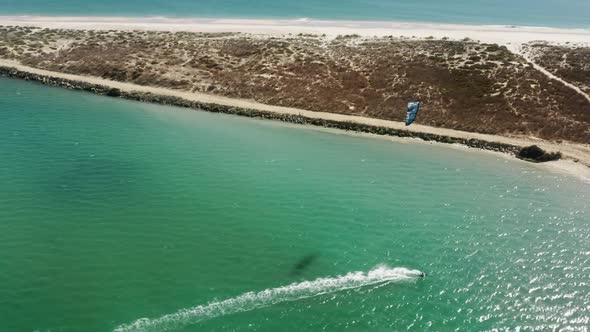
[114,265,421,332]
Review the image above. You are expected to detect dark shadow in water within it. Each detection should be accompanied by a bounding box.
[47,156,141,204]
[291,253,319,276]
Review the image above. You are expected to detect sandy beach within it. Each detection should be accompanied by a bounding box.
[1,16,590,47]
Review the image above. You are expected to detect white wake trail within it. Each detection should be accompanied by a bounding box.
[114,265,421,332]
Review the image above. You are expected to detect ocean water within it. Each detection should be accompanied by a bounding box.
[1,0,590,29]
[1,77,589,331]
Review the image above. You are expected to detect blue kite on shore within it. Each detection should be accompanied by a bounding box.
[405,101,421,126]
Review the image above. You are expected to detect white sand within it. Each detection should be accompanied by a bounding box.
[1,16,590,47]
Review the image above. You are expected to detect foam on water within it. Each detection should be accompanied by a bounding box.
[114,265,421,332]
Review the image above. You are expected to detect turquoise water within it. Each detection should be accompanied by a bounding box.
[1,77,589,332]
[1,0,590,28]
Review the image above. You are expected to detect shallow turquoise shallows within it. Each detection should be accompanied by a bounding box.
[0,77,589,332]
[1,0,590,29]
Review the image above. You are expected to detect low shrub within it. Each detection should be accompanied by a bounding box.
[517,145,561,162]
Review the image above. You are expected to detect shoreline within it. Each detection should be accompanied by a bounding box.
[4,15,590,31]
[1,59,590,181]
[1,16,590,47]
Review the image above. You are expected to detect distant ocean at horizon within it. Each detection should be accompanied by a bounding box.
[1,0,590,29]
